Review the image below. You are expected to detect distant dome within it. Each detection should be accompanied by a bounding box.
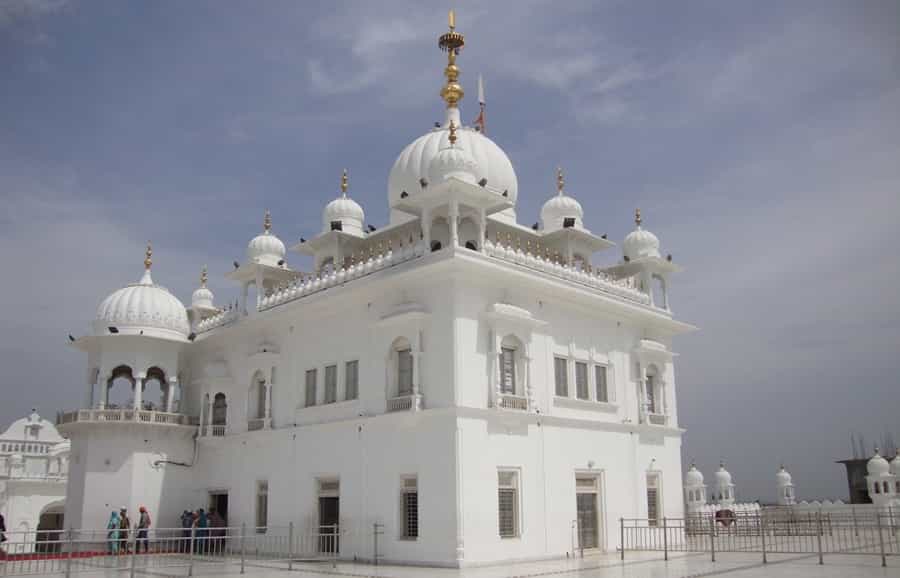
[890,451,900,476]
[322,170,365,236]
[94,246,189,340]
[776,465,792,485]
[715,462,733,486]
[868,449,890,477]
[623,209,661,260]
[247,211,286,267]
[191,267,215,310]
[541,169,584,232]
[389,108,517,223]
[685,464,704,486]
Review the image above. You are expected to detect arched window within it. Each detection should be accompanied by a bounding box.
[107,365,135,408]
[645,365,659,414]
[143,367,167,411]
[459,217,478,250]
[464,241,477,250]
[430,217,449,251]
[874,482,881,494]
[430,241,443,252]
[884,481,890,493]
[212,393,227,426]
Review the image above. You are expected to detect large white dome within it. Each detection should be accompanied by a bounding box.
[388,109,517,222]
[94,268,189,340]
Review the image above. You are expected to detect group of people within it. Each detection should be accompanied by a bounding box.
[180,508,227,553]
[105,506,152,554]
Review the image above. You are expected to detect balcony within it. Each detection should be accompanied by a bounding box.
[247,417,270,432]
[57,409,199,428]
[646,412,668,426]
[386,394,422,412]
[498,394,528,411]
[210,424,226,437]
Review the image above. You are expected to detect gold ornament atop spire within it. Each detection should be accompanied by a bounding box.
[200,265,208,287]
[263,209,272,232]
[438,10,465,109]
[635,208,642,227]
[448,120,458,145]
[556,167,565,195]
[340,169,348,196]
[144,242,153,270]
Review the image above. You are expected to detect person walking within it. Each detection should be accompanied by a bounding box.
[1,512,7,553]
[106,511,121,555]
[193,509,209,554]
[136,506,151,553]
[180,510,193,553]
[119,507,131,553]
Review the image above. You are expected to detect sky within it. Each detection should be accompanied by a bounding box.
[1,0,898,502]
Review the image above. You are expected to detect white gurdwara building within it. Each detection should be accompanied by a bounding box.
[60,14,695,566]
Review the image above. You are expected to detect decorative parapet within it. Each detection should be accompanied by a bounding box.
[260,240,428,311]
[57,409,199,427]
[482,239,651,306]
[196,307,240,334]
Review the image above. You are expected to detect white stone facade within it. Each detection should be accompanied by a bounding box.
[59,14,696,567]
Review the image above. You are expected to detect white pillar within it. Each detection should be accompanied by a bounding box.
[524,347,534,411]
[264,381,272,427]
[478,208,486,250]
[240,282,249,315]
[449,200,459,247]
[85,378,94,409]
[133,376,144,411]
[255,268,264,310]
[101,375,110,409]
[422,208,432,248]
[167,378,177,413]
[198,397,206,436]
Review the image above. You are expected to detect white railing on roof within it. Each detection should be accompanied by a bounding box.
[259,240,428,311]
[196,306,241,333]
[56,409,199,427]
[482,239,650,305]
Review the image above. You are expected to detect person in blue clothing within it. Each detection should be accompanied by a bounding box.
[106,511,121,555]
[192,509,209,553]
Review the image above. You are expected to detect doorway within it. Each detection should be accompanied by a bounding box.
[208,492,229,525]
[317,479,340,553]
[575,476,601,551]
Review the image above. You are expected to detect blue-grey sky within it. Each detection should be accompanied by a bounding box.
[1,0,898,502]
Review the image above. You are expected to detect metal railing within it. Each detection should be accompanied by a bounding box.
[386,394,421,412]
[498,394,528,410]
[620,510,899,567]
[0,523,343,577]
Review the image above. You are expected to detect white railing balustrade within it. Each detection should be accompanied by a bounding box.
[247,418,268,431]
[482,238,651,306]
[57,409,199,427]
[386,394,422,412]
[195,306,241,334]
[647,413,668,426]
[499,394,529,411]
[210,424,226,437]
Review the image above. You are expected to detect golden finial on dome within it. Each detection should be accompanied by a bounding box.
[556,167,565,194]
[448,120,458,145]
[264,209,272,232]
[144,242,153,270]
[438,10,465,109]
[635,208,642,227]
[200,265,208,287]
[341,168,348,196]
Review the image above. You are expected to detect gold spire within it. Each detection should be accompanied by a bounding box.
[438,10,465,108]
[340,168,348,197]
[264,209,272,232]
[200,265,208,287]
[635,208,642,227]
[556,166,565,195]
[448,120,458,145]
[144,242,153,270]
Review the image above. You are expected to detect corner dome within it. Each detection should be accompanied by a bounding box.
[890,450,900,476]
[623,208,661,260]
[248,211,286,267]
[867,449,890,477]
[322,170,365,236]
[685,464,704,486]
[191,267,215,310]
[541,168,584,231]
[776,465,792,485]
[388,109,517,223]
[94,246,189,340]
[714,462,733,486]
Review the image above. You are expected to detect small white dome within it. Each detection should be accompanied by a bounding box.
[427,128,480,185]
[623,209,661,260]
[776,465,792,485]
[715,462,733,486]
[685,464,704,486]
[868,449,890,477]
[191,267,215,310]
[94,249,189,340]
[322,171,365,236]
[247,211,286,267]
[541,170,584,231]
[388,108,517,223]
[890,451,900,476]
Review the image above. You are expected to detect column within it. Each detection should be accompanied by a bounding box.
[101,374,110,409]
[85,378,94,409]
[167,378,178,413]
[478,208,486,250]
[449,200,459,247]
[198,397,206,436]
[422,208,432,248]
[133,376,144,411]
[240,282,249,315]
[255,269,264,310]
[524,347,534,411]
[264,380,272,428]
[206,395,214,433]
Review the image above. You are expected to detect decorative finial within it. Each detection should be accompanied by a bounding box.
[635,208,642,227]
[556,167,565,195]
[200,266,208,287]
[448,120,458,145]
[438,10,465,108]
[340,169,348,197]
[263,209,272,232]
[144,242,153,270]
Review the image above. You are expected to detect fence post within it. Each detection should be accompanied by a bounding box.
[64,528,74,578]
[852,506,858,537]
[760,513,767,564]
[815,511,823,565]
[709,515,716,563]
[240,523,246,575]
[877,511,886,568]
[662,517,668,561]
[287,522,294,571]
[129,525,138,578]
[373,523,380,566]
[619,518,625,561]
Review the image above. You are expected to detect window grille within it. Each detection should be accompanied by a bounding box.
[398,348,413,396]
[498,470,519,538]
[345,360,359,400]
[305,369,317,407]
[646,375,657,413]
[554,357,568,397]
[501,347,516,394]
[401,477,418,539]
[595,365,608,402]
[575,362,589,400]
[324,365,337,404]
[646,474,660,526]
[256,481,268,532]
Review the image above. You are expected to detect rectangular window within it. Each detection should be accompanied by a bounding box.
[398,348,413,396]
[305,369,317,407]
[401,477,418,539]
[345,360,359,400]
[595,366,608,402]
[554,357,568,397]
[498,470,519,538]
[500,347,516,394]
[256,480,268,532]
[646,474,660,527]
[324,364,337,404]
[575,362,589,400]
